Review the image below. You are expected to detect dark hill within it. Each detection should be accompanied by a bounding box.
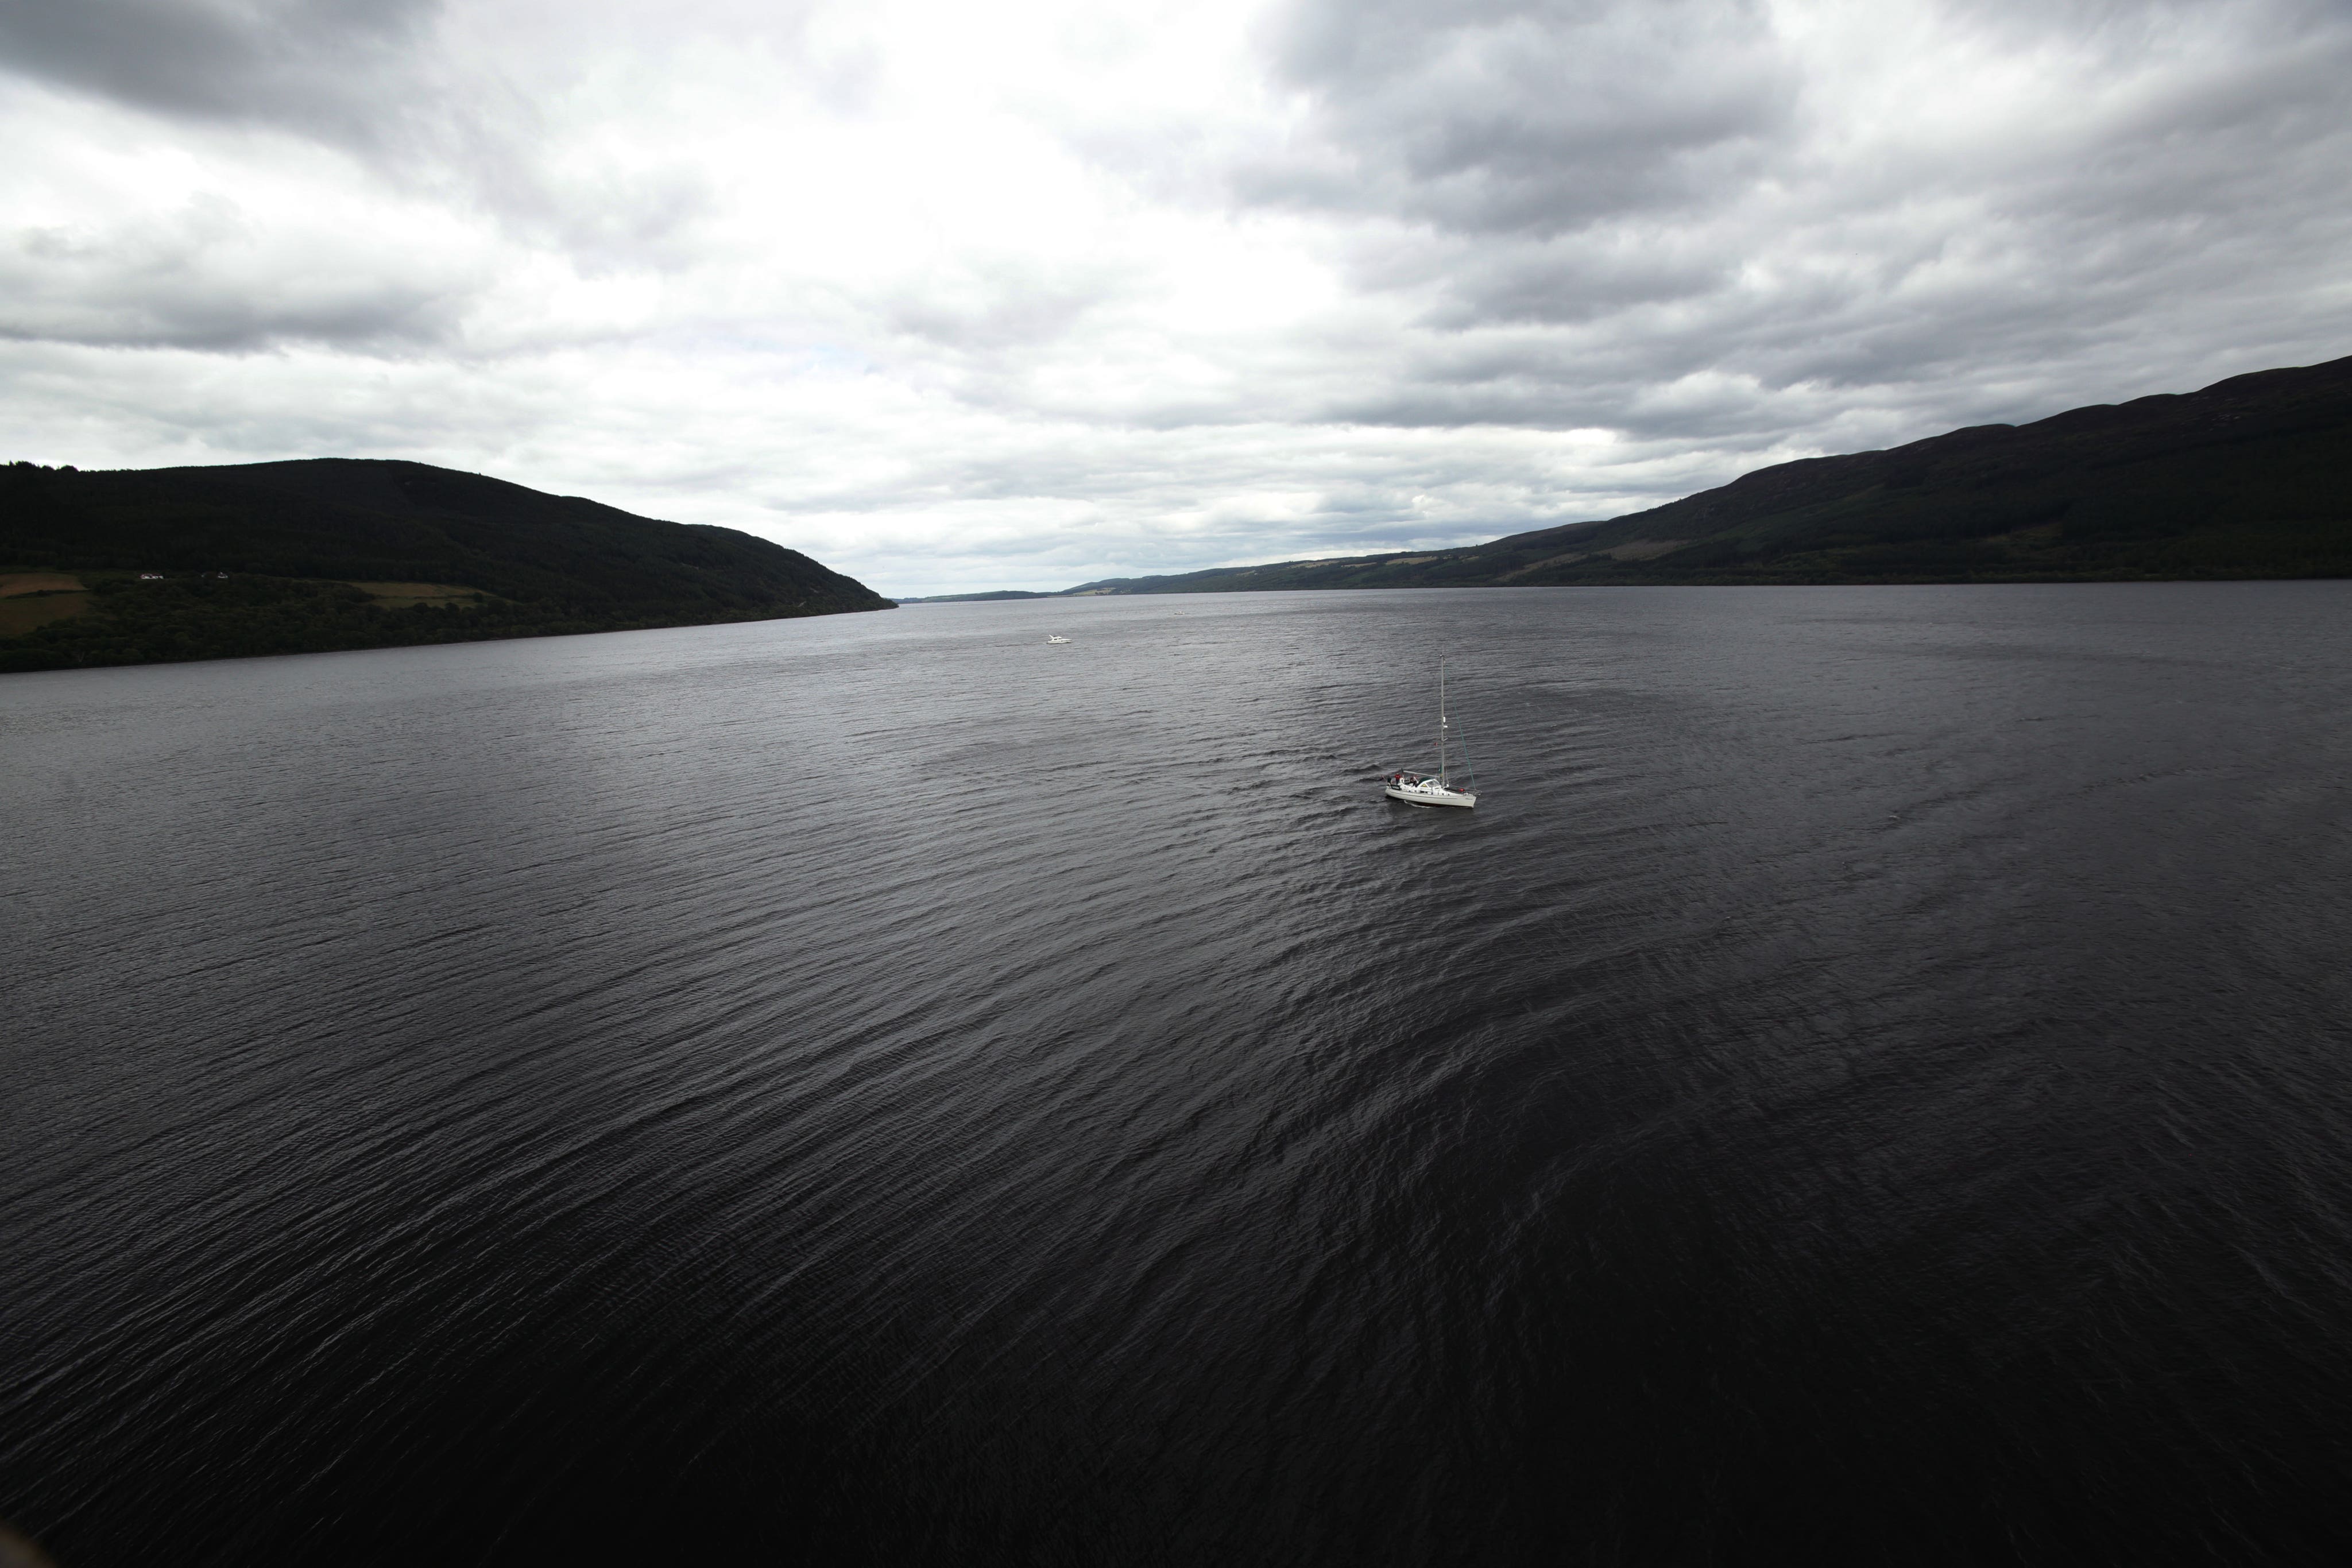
[895,590,1055,603]
[1062,354,2352,594]
[1,458,891,672]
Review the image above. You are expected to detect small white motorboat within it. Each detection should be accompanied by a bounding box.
[1045,634,1071,644]
[1383,660,1477,808]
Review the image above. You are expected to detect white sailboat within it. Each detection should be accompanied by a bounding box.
[1384,661,1477,808]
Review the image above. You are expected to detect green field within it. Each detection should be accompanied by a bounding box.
[0,572,91,637]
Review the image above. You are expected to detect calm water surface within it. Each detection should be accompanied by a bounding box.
[6,584,2352,1566]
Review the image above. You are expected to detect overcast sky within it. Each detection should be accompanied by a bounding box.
[3,0,2347,594]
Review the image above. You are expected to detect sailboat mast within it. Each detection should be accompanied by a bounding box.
[1439,659,1448,783]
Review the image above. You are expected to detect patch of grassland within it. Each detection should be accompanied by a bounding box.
[0,591,91,636]
[0,571,86,597]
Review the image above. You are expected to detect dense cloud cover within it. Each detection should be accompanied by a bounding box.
[3,0,2347,593]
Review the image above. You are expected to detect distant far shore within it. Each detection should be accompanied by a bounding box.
[904,353,2352,602]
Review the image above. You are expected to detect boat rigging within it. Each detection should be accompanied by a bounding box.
[1383,660,1477,809]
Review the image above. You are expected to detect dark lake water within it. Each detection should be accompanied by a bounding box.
[6,583,2352,1566]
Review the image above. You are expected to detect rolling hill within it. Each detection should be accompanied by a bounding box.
[0,458,891,673]
[1060,354,2352,595]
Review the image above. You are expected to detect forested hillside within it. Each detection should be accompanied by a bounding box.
[0,458,889,672]
[1063,354,2352,595]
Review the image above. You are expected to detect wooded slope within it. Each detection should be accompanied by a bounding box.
[1,458,889,672]
[1063,354,2352,595]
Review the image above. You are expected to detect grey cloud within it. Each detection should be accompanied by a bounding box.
[0,1,729,277]
[0,196,467,351]
[1357,229,1736,329]
[1243,0,1797,237]
[1324,373,1794,446]
[521,166,721,276]
[1246,0,2352,462]
[882,258,1133,353]
[1941,0,2323,49]
[0,0,446,149]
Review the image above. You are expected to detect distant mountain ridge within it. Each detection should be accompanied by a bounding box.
[893,589,1054,603]
[1,458,891,672]
[1057,354,2352,595]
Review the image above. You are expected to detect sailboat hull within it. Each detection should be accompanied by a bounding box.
[1384,783,1476,808]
